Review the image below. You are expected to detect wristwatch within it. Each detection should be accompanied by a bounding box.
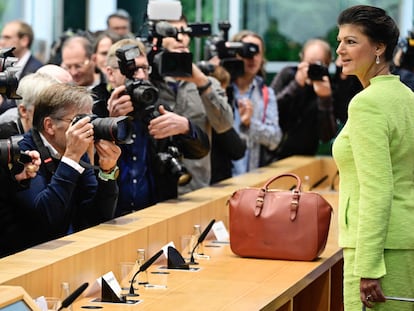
[197,79,212,95]
[98,166,120,181]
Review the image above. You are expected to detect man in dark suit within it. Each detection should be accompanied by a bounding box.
[0,20,43,114]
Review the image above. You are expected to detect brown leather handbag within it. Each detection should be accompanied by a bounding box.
[228,173,333,261]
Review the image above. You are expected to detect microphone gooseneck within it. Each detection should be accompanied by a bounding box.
[189,219,215,264]
[57,282,89,311]
[128,249,163,296]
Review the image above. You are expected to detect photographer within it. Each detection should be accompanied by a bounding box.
[151,15,234,193]
[0,148,41,257]
[229,30,282,175]
[15,83,121,247]
[0,70,69,139]
[270,38,337,159]
[96,38,209,216]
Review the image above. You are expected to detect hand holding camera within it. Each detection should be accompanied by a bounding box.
[14,150,41,182]
[64,115,95,163]
[307,63,332,97]
[108,85,134,117]
[95,140,121,172]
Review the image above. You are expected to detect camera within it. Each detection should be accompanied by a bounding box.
[115,44,160,122]
[72,114,133,144]
[147,21,194,78]
[307,63,329,81]
[156,145,192,186]
[0,47,22,99]
[203,22,259,80]
[0,135,31,169]
[196,60,215,76]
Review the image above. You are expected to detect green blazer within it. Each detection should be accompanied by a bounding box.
[333,75,414,278]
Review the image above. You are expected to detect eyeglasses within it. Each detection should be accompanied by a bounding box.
[135,65,152,74]
[110,65,152,74]
[54,117,74,124]
[61,59,90,72]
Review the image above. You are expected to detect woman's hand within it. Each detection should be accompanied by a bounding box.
[360,278,386,308]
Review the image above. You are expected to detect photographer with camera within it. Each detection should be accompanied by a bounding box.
[95,38,209,216]
[0,21,44,115]
[270,38,337,160]
[150,15,233,193]
[0,144,41,257]
[14,83,121,247]
[228,30,282,175]
[0,68,72,138]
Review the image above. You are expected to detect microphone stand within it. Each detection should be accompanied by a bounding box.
[188,219,215,265]
[127,249,163,297]
[57,282,89,311]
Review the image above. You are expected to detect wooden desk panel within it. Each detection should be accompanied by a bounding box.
[0,156,342,310]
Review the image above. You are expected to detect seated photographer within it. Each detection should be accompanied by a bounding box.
[96,38,209,216]
[151,15,234,193]
[269,38,337,160]
[0,149,41,257]
[15,83,121,246]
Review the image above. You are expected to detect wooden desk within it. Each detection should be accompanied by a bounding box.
[0,156,342,311]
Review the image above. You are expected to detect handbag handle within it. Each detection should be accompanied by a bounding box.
[255,173,302,220]
[263,173,302,190]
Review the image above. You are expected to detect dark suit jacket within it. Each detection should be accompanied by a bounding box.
[20,54,43,78]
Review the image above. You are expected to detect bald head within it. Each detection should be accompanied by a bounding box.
[36,64,73,83]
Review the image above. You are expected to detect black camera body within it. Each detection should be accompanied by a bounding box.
[155,145,191,186]
[203,22,259,80]
[147,21,194,79]
[307,63,329,81]
[115,44,160,122]
[124,79,159,118]
[72,114,133,144]
[0,47,22,99]
[152,50,193,78]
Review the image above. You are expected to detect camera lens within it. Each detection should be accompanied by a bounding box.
[0,135,23,166]
[131,85,158,106]
[91,116,133,144]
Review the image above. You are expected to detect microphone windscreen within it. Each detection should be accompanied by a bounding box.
[59,282,89,310]
[140,249,163,272]
[198,219,216,244]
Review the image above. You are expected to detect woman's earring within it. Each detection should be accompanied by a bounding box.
[376,55,380,64]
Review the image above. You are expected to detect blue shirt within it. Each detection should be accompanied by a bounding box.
[116,120,156,216]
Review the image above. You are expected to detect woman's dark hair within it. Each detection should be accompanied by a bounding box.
[337,5,399,62]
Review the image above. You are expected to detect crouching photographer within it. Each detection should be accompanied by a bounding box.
[0,50,43,256]
[0,135,41,257]
[96,38,210,216]
[15,83,121,248]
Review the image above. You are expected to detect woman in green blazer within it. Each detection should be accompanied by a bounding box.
[333,5,414,311]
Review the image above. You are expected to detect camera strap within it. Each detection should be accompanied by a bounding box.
[31,129,57,181]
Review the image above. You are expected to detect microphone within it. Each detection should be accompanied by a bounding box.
[155,21,178,38]
[57,282,89,311]
[128,249,163,296]
[309,175,329,190]
[188,219,215,265]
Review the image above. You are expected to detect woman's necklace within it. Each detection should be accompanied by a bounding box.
[372,64,389,77]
